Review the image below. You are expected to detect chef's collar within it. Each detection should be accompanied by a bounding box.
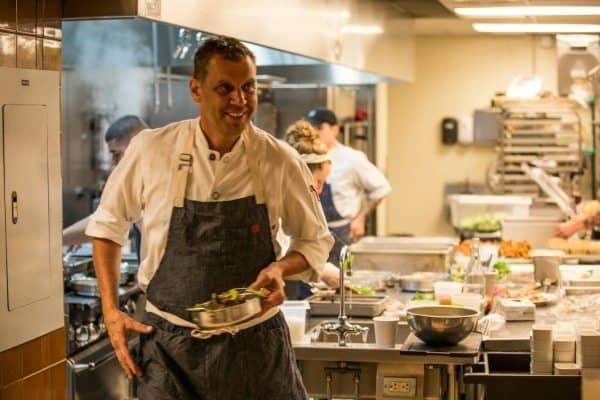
[196,118,245,161]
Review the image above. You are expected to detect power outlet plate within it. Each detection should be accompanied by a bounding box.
[383,376,417,398]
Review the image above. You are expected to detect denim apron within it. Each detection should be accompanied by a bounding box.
[319,182,350,265]
[136,126,308,400]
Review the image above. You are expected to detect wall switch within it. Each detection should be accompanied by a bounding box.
[383,376,417,397]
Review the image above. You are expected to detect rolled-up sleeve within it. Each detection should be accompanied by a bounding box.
[280,157,334,281]
[355,152,391,200]
[85,134,145,246]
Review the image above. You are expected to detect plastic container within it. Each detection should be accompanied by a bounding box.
[451,293,483,313]
[433,281,463,297]
[280,300,309,344]
[448,194,532,228]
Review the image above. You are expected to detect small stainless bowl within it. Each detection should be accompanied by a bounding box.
[406,305,479,346]
[187,297,262,329]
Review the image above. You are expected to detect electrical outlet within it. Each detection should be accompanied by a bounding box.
[383,377,416,398]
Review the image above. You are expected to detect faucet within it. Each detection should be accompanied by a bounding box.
[313,245,369,346]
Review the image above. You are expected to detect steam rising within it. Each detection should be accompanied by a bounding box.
[63,20,153,118]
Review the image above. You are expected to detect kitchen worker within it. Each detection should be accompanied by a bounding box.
[282,119,340,290]
[307,108,391,264]
[556,201,600,238]
[63,115,148,260]
[86,36,333,400]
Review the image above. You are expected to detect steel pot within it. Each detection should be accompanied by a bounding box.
[406,305,479,346]
[70,275,99,297]
[399,272,448,292]
[187,297,262,329]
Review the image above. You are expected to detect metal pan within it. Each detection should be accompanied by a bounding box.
[187,297,262,329]
[70,276,99,297]
[399,272,448,292]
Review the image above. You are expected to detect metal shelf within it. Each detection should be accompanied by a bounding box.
[493,100,582,198]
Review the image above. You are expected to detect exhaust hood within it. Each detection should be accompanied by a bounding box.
[62,0,415,84]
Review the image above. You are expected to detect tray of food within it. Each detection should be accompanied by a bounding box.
[455,239,532,260]
[187,288,267,329]
[548,239,600,262]
[307,294,387,317]
[561,269,600,287]
[495,283,559,307]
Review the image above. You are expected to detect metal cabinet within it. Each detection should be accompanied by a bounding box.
[0,67,63,352]
[3,104,52,310]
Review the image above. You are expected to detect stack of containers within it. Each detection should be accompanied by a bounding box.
[531,324,554,374]
[578,330,600,400]
[578,330,600,368]
[553,335,577,375]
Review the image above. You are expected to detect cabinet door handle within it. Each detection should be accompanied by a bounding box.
[11,191,18,224]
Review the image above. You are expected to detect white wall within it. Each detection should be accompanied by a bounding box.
[385,35,558,236]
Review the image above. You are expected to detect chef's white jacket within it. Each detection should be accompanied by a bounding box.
[327,142,392,221]
[86,118,333,290]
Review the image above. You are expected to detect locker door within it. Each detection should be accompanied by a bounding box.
[3,104,51,310]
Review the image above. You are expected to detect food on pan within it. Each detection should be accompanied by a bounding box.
[192,288,267,310]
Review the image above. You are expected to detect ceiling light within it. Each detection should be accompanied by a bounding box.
[456,6,600,18]
[339,10,351,20]
[473,23,600,33]
[341,25,383,35]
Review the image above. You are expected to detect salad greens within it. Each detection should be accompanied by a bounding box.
[411,292,435,301]
[193,288,266,309]
[493,260,511,280]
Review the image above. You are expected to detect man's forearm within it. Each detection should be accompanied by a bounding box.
[92,238,123,313]
[355,197,384,221]
[275,250,311,277]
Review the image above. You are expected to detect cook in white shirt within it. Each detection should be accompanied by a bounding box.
[86,36,332,400]
[307,108,391,264]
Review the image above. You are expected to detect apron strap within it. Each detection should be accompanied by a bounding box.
[243,127,266,205]
[173,127,195,208]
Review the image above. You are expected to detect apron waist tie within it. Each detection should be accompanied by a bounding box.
[328,218,351,228]
[145,299,280,339]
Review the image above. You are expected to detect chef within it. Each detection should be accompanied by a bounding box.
[63,114,148,261]
[86,36,333,400]
[307,108,391,264]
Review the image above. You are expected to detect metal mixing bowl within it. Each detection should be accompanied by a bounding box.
[187,297,262,329]
[406,305,479,346]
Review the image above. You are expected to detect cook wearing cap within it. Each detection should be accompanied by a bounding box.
[307,108,391,264]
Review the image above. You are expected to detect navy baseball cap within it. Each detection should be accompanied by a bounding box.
[306,108,338,126]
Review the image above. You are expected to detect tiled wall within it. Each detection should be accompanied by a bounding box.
[0,1,65,399]
[0,328,66,399]
[0,0,62,70]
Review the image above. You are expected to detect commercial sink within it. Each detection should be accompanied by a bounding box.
[309,320,411,345]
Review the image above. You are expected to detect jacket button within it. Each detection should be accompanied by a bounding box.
[211,191,220,200]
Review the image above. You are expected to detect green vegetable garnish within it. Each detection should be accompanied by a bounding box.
[493,260,511,280]
[411,292,435,301]
[246,288,267,298]
[344,284,373,295]
[229,288,239,301]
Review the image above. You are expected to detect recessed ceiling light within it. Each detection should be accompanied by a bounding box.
[473,23,600,33]
[456,6,600,18]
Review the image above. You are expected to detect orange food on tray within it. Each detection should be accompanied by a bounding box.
[455,239,531,259]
